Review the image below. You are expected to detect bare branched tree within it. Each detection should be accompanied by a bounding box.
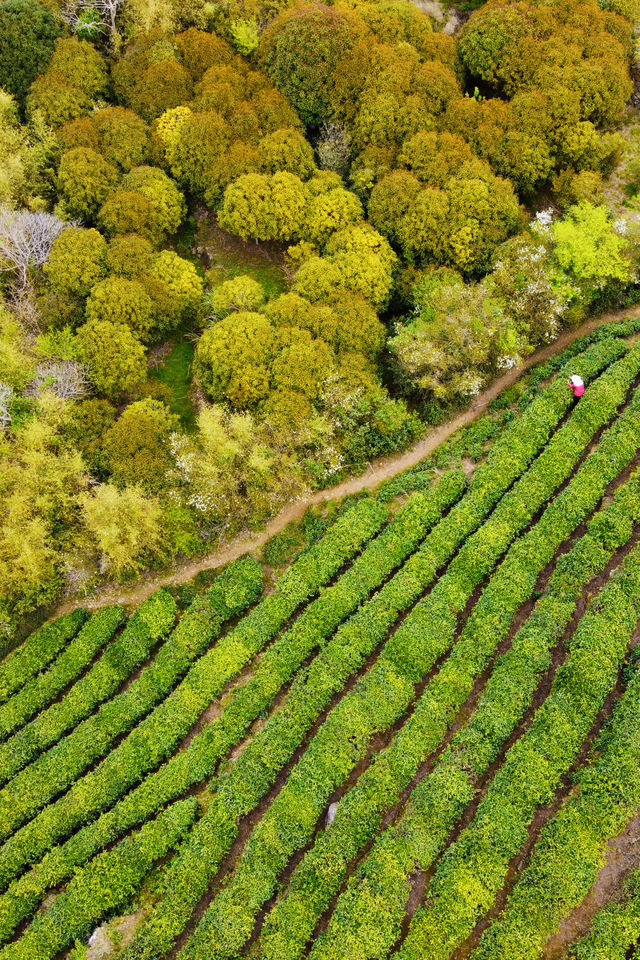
[26,361,91,400]
[11,287,42,337]
[0,384,13,431]
[0,207,67,290]
[61,0,124,37]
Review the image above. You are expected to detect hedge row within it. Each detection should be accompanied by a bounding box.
[0,476,463,947]
[0,560,262,838]
[377,314,640,507]
[0,500,383,890]
[569,867,640,960]
[0,590,177,788]
[472,650,640,960]
[258,401,640,960]
[308,466,640,960]
[395,549,640,960]
[0,607,125,743]
[0,340,618,945]
[181,352,640,960]
[122,340,631,960]
[523,312,640,393]
[0,798,198,960]
[0,609,87,705]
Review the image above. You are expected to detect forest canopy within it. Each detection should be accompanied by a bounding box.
[0,0,638,634]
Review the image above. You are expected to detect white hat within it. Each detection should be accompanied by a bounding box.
[569,375,584,387]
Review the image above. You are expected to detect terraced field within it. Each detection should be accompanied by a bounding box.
[3,327,640,960]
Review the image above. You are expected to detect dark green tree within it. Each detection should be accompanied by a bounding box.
[0,0,60,105]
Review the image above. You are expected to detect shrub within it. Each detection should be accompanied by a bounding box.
[291,410,640,960]
[0,800,198,960]
[122,343,625,960]
[0,504,380,909]
[0,609,86,704]
[0,590,177,786]
[0,607,124,740]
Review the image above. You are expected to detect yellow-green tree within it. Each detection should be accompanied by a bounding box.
[195,311,275,407]
[173,404,307,527]
[85,277,155,341]
[80,482,163,578]
[91,107,150,172]
[120,165,186,241]
[0,392,87,627]
[57,147,119,221]
[219,171,307,242]
[76,318,147,398]
[551,202,633,299]
[258,129,315,178]
[148,250,204,326]
[44,227,107,299]
[27,37,108,128]
[106,233,153,278]
[102,398,179,492]
[209,275,266,317]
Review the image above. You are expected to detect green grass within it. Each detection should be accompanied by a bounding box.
[149,336,197,431]
[174,215,287,299]
[195,214,288,300]
[206,258,287,299]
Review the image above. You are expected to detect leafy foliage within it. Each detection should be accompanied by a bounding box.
[102,399,178,491]
[0,0,60,105]
[76,319,146,398]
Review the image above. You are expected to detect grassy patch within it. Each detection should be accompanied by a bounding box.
[149,335,197,431]
[206,257,287,299]
[195,213,288,299]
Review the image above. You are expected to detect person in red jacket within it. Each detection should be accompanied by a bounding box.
[568,374,585,397]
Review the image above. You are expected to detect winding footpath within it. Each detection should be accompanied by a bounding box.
[54,305,640,616]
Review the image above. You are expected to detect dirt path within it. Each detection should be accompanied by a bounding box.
[542,807,640,959]
[53,304,640,617]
